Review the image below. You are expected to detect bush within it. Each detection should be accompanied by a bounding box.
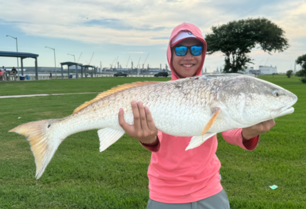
[286,70,293,78]
[295,69,306,77]
[301,77,306,83]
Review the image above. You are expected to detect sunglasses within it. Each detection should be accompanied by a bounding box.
[173,46,203,56]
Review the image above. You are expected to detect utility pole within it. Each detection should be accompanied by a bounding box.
[45,46,57,77]
[6,35,19,69]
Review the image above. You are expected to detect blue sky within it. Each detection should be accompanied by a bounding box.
[0,0,305,73]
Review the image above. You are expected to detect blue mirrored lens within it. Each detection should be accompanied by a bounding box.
[190,46,202,56]
[175,46,187,56]
[174,46,203,56]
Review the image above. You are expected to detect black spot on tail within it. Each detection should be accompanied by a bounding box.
[48,124,51,128]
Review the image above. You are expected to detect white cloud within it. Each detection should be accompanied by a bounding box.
[1,0,305,72]
[1,0,305,44]
[0,0,232,45]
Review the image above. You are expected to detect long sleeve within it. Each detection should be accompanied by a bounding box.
[139,132,162,152]
[222,128,259,150]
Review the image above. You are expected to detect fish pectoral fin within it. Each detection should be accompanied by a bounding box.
[98,128,125,152]
[201,108,221,135]
[185,133,216,151]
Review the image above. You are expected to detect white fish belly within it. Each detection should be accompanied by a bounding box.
[148,103,210,136]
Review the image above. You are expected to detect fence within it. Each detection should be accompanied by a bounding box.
[1,72,255,81]
[0,73,160,81]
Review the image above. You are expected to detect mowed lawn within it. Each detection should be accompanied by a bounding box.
[0,75,305,209]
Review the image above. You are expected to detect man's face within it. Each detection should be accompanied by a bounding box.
[172,38,203,78]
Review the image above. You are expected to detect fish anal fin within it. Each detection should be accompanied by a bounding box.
[185,133,216,150]
[98,128,125,152]
[73,81,159,114]
[201,108,221,135]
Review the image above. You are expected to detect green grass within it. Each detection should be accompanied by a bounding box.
[0,77,170,96]
[0,75,305,208]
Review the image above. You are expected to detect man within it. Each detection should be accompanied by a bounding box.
[2,66,7,81]
[118,22,275,209]
[12,67,17,81]
[0,69,3,81]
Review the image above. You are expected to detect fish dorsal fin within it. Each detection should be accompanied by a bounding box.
[73,81,160,114]
[201,108,221,135]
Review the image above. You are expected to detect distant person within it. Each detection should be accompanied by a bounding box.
[2,66,7,81]
[0,69,3,81]
[12,67,17,81]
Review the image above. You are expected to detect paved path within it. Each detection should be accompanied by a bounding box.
[0,92,98,99]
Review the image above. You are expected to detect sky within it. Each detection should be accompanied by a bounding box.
[0,0,305,73]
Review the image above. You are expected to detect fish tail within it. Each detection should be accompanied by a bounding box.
[9,119,62,179]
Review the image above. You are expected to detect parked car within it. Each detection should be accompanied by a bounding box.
[154,71,169,77]
[114,72,128,77]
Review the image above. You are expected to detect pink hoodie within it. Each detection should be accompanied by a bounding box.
[143,22,259,203]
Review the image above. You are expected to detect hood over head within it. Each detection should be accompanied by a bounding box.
[167,22,207,80]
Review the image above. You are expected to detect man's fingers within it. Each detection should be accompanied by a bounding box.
[262,119,275,132]
[138,102,149,131]
[268,119,275,128]
[145,106,156,131]
[118,102,158,142]
[131,101,141,130]
[243,119,275,139]
[118,108,129,130]
[253,119,275,133]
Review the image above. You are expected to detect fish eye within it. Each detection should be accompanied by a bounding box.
[272,91,279,97]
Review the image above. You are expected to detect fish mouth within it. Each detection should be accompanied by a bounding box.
[270,99,297,118]
[272,106,295,118]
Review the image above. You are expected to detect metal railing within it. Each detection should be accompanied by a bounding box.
[0,73,163,81]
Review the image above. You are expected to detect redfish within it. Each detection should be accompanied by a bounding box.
[9,74,297,179]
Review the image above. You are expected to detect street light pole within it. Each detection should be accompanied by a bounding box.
[67,53,76,62]
[45,46,57,77]
[6,35,19,70]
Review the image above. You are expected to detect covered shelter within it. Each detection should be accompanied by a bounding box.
[83,65,96,78]
[0,51,39,80]
[60,62,83,79]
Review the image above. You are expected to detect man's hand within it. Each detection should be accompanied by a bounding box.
[242,119,275,140]
[118,101,158,145]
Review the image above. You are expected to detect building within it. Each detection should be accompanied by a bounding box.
[258,65,277,74]
[245,65,277,75]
